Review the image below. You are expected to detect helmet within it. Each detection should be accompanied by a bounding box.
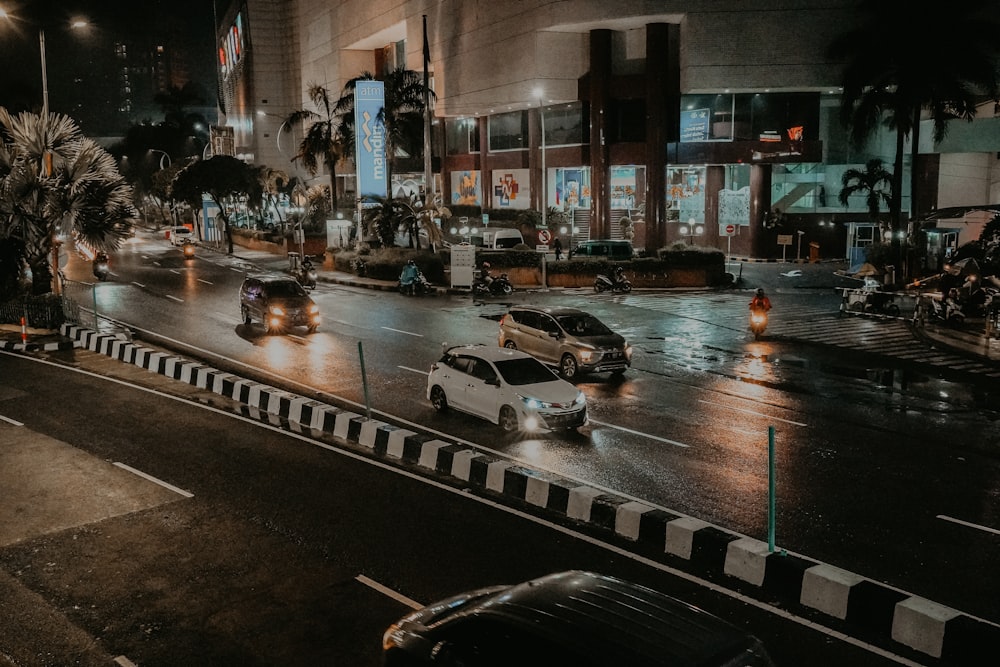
[756,288,765,296]
[407,259,415,266]
[482,261,491,269]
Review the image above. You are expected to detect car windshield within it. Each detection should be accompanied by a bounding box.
[264,281,307,297]
[494,357,559,385]
[556,314,612,336]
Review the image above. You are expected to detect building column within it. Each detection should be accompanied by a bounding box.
[589,29,612,239]
[645,23,679,252]
[478,116,490,209]
[705,165,724,250]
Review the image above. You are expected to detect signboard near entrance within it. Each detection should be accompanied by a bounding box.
[721,223,736,237]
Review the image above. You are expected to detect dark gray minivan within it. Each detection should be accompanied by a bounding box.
[383,570,776,667]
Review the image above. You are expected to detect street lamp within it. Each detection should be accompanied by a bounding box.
[533,86,547,228]
[0,9,88,117]
[148,149,171,170]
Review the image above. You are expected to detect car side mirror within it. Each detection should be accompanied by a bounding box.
[548,330,562,339]
[485,377,500,387]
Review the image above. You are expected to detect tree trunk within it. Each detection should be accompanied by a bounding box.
[328,161,339,211]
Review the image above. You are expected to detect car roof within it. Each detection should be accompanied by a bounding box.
[443,344,535,363]
[244,274,297,284]
[459,571,761,666]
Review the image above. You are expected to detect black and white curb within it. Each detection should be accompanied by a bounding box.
[60,324,1000,663]
[0,336,74,353]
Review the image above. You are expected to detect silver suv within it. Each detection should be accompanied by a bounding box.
[498,306,631,380]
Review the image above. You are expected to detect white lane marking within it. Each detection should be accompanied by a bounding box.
[169,269,181,275]
[588,419,689,447]
[166,295,184,302]
[230,267,245,273]
[382,326,422,337]
[399,365,429,375]
[198,278,213,285]
[698,398,807,427]
[356,575,422,610]
[113,462,194,498]
[0,414,24,426]
[132,281,146,288]
[938,514,1000,536]
[153,262,161,267]
[113,656,138,667]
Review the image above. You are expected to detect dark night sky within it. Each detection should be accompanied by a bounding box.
[0,0,218,135]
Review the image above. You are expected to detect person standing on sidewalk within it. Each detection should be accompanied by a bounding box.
[553,236,563,260]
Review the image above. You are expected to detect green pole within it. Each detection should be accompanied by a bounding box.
[92,282,98,330]
[768,425,776,552]
[358,340,372,420]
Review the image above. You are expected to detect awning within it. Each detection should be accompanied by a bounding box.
[920,204,1000,222]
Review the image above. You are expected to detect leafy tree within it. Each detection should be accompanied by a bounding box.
[360,195,449,250]
[838,158,893,234]
[170,156,260,255]
[828,0,1000,274]
[0,108,136,294]
[979,213,1000,275]
[284,85,346,210]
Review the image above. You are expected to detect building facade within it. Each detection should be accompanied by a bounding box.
[214,0,1000,261]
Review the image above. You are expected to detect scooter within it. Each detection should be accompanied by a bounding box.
[473,272,513,296]
[594,267,632,293]
[182,241,196,260]
[749,308,768,339]
[297,262,318,289]
[399,269,434,295]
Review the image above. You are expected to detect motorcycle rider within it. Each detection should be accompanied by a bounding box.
[612,265,627,287]
[93,251,110,277]
[749,288,772,314]
[479,261,494,288]
[399,259,420,294]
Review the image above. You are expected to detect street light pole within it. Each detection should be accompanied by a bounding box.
[38,28,48,115]
[534,87,546,228]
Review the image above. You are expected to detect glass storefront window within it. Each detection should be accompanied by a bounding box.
[666,166,706,223]
[543,102,586,147]
[489,110,528,152]
[680,92,820,142]
[553,168,591,209]
[445,117,480,155]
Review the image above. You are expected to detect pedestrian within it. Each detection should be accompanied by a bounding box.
[553,236,563,260]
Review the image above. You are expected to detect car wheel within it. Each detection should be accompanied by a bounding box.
[503,340,517,350]
[430,385,448,412]
[498,405,518,432]
[594,281,606,293]
[500,282,513,295]
[307,325,318,334]
[886,304,900,317]
[622,283,632,293]
[559,354,578,380]
[241,306,251,325]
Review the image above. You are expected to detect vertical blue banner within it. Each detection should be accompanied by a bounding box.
[355,80,387,199]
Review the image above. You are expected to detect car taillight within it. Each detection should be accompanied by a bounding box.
[499,314,508,326]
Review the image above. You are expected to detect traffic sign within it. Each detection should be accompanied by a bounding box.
[537,229,552,244]
[720,223,736,237]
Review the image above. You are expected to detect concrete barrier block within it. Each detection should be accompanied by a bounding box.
[418,440,450,469]
[801,564,865,619]
[386,429,416,459]
[450,450,480,480]
[665,517,710,559]
[525,476,550,508]
[485,461,511,493]
[333,411,361,440]
[724,537,771,587]
[891,597,960,658]
[615,501,654,541]
[567,486,602,522]
[359,420,389,449]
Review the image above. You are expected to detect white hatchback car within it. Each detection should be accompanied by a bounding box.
[169,226,195,245]
[427,344,587,432]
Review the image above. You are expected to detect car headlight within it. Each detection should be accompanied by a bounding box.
[579,350,594,362]
[269,305,285,316]
[624,343,633,359]
[308,304,320,314]
[574,391,586,406]
[518,394,553,409]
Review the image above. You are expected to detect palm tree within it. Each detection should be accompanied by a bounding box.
[284,85,345,210]
[828,0,1000,274]
[838,159,893,234]
[333,67,433,193]
[0,109,136,294]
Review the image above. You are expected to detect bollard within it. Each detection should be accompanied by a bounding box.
[20,315,28,345]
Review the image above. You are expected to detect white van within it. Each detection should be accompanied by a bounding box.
[486,228,524,249]
[169,226,195,246]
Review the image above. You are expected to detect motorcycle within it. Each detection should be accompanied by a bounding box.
[594,267,632,293]
[92,255,110,281]
[399,268,434,296]
[182,241,196,259]
[749,308,768,339]
[297,262,318,289]
[929,293,966,327]
[473,272,514,296]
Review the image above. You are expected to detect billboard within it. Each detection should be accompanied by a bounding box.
[355,81,387,199]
